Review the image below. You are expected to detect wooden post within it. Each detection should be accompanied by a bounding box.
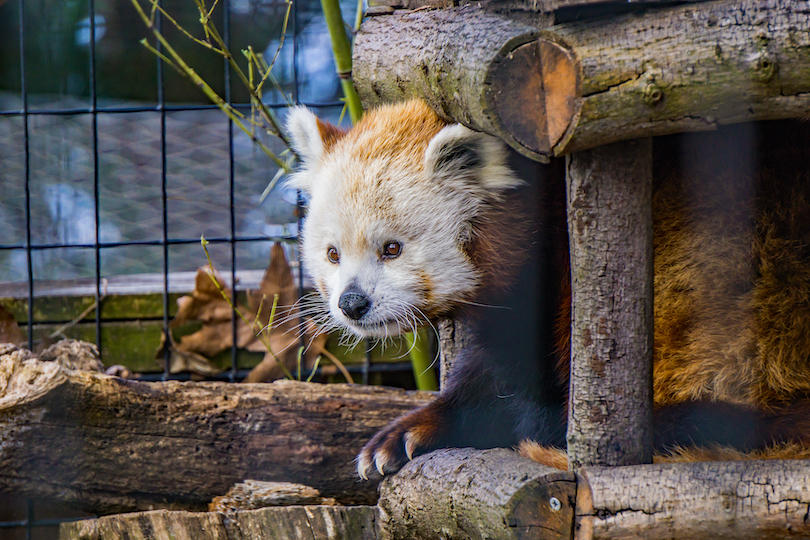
[437,318,475,390]
[565,138,654,470]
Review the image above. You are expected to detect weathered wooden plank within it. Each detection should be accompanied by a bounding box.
[0,270,274,299]
[60,506,381,540]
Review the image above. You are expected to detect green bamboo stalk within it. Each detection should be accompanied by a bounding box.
[320,0,364,124]
[404,328,439,392]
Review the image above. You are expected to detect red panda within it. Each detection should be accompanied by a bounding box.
[286,99,810,479]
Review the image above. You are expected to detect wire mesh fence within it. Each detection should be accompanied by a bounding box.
[0,0,419,536]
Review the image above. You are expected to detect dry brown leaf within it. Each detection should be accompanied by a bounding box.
[0,304,25,346]
[155,327,221,376]
[157,243,327,380]
[242,243,327,382]
[171,267,233,327]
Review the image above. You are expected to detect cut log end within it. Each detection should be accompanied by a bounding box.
[487,38,578,160]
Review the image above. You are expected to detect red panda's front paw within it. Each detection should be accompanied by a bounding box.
[356,405,444,479]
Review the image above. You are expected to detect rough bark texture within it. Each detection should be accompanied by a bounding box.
[370,0,708,13]
[576,460,810,540]
[378,448,576,540]
[60,506,381,540]
[59,451,810,540]
[0,352,433,514]
[354,0,810,161]
[437,317,475,390]
[565,139,654,469]
[208,481,338,512]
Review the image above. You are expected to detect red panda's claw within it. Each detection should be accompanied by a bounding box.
[375,453,389,476]
[357,403,446,479]
[356,452,372,480]
[404,432,416,461]
[356,446,402,479]
[357,431,411,479]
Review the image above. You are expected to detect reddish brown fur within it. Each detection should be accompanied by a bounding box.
[315,118,347,153]
[466,194,533,295]
[518,440,810,471]
[338,100,448,167]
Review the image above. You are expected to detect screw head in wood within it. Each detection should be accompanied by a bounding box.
[549,496,561,512]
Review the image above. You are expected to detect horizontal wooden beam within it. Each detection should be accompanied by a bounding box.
[354,0,810,161]
[0,349,433,514]
[368,0,709,14]
[578,460,810,539]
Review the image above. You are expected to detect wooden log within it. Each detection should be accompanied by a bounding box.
[60,506,381,540]
[436,317,475,390]
[0,351,433,514]
[576,460,810,540]
[565,139,654,469]
[378,448,577,540]
[353,0,810,161]
[368,0,709,14]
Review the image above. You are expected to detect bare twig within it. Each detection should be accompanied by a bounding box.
[48,279,109,339]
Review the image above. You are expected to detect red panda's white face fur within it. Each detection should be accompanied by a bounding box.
[285,100,522,339]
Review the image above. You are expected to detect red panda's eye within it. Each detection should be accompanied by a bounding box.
[327,246,340,264]
[382,241,402,259]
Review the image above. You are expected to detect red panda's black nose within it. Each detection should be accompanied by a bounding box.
[339,290,371,320]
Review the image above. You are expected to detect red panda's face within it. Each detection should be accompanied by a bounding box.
[285,101,522,339]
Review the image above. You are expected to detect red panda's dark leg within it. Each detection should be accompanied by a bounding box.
[357,305,567,479]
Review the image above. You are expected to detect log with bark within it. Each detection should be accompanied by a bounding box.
[354,0,810,162]
[0,346,433,514]
[379,448,576,540]
[576,459,810,540]
[379,449,810,540]
[369,0,709,14]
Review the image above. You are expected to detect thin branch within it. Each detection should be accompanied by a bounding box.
[49,279,109,339]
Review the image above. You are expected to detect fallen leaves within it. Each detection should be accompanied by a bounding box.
[158,242,330,382]
[0,304,25,346]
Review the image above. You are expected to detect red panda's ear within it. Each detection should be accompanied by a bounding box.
[424,124,523,196]
[285,107,346,166]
